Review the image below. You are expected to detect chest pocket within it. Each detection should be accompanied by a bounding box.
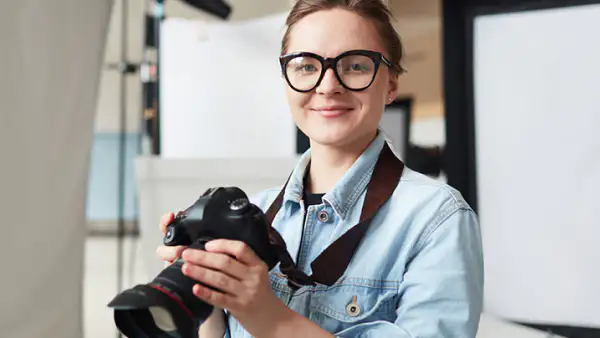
[308,278,400,334]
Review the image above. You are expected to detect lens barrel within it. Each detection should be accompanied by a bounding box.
[108,240,214,338]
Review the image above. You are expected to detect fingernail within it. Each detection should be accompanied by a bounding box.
[205,241,215,250]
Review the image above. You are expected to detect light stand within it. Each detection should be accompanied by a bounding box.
[104,1,143,338]
[106,0,135,336]
[117,0,128,303]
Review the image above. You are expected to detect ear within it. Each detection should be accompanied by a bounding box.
[386,72,400,103]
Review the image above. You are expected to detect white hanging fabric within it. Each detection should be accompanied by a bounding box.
[0,0,112,337]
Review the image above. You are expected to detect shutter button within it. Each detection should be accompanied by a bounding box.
[346,296,361,317]
[317,210,329,222]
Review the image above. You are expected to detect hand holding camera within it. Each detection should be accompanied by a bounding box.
[108,187,282,338]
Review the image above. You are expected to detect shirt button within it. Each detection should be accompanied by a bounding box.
[346,302,361,317]
[317,210,329,222]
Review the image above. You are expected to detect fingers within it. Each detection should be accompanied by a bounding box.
[156,245,186,264]
[182,263,241,295]
[192,284,232,310]
[159,212,175,234]
[182,249,248,280]
[205,239,261,266]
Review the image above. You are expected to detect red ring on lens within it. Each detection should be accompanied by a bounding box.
[149,284,194,319]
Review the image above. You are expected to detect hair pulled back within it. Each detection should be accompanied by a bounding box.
[281,0,406,75]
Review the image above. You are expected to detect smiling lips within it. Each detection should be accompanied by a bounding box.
[311,105,354,118]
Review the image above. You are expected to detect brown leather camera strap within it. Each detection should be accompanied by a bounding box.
[265,142,404,288]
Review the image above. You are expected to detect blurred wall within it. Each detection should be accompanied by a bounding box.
[391,0,443,120]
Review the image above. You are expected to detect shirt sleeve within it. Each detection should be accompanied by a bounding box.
[222,309,233,338]
[334,207,484,338]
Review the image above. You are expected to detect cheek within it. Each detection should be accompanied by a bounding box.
[369,70,392,100]
[359,78,388,113]
[286,89,310,114]
[357,89,385,115]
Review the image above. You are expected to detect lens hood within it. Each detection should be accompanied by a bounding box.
[108,284,203,338]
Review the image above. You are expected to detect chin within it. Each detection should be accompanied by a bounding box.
[305,125,370,148]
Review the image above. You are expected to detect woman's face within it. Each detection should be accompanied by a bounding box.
[283,8,399,149]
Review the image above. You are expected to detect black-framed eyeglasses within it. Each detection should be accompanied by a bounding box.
[279,49,394,93]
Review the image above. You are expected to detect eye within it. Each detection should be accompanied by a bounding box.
[339,54,374,74]
[295,64,318,72]
[287,56,320,74]
[350,63,365,71]
[341,62,372,73]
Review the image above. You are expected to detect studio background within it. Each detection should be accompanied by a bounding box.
[1,1,597,338]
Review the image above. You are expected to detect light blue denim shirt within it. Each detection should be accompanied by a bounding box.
[225,132,484,337]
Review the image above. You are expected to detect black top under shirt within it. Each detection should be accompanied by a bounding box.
[303,190,325,207]
[302,165,325,207]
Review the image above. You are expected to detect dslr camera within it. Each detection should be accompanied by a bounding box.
[107,187,280,338]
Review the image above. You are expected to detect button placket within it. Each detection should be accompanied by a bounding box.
[296,206,316,272]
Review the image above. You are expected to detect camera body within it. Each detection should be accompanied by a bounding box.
[108,187,279,338]
[163,187,279,268]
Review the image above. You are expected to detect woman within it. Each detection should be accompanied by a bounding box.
[157,0,484,337]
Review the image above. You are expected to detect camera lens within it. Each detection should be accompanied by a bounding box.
[149,306,178,334]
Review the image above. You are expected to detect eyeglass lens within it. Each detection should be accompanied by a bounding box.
[285,54,376,91]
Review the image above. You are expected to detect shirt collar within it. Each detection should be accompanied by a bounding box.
[282,131,387,220]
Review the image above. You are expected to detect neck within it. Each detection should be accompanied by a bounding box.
[306,130,378,194]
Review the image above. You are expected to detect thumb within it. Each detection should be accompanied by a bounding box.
[159,212,175,234]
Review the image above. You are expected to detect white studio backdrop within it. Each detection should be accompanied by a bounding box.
[474,4,600,328]
[160,13,297,158]
[0,1,113,337]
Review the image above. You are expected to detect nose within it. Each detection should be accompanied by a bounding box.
[316,68,344,95]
